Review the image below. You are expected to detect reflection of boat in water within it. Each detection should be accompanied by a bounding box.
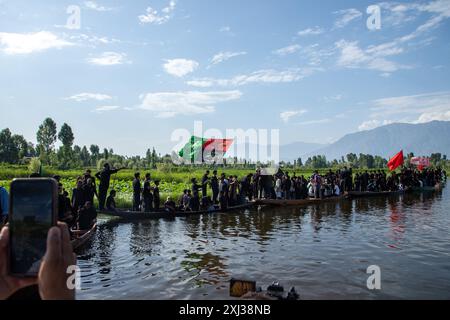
[99,203,254,221]
[71,223,97,251]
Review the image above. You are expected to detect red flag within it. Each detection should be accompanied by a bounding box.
[388,150,404,171]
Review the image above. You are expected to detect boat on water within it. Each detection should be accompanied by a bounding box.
[346,190,403,198]
[408,182,444,192]
[99,203,254,221]
[71,223,97,250]
[254,195,346,207]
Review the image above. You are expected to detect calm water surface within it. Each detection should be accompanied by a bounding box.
[77,185,450,300]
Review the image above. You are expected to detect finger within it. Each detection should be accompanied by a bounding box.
[58,222,72,255]
[44,226,61,264]
[0,227,9,275]
[0,227,9,249]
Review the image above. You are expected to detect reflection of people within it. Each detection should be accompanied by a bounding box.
[0,222,76,300]
[0,186,9,224]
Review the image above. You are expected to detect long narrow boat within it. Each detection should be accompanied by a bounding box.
[254,195,346,207]
[408,183,444,192]
[346,190,403,198]
[99,203,254,221]
[71,223,97,250]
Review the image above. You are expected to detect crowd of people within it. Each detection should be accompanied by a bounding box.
[122,166,447,214]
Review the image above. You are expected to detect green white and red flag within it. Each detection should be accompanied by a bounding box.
[177,136,234,163]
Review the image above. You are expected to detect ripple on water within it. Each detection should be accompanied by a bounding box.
[77,186,450,299]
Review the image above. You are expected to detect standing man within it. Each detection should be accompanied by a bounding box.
[142,173,153,212]
[95,163,124,211]
[0,186,9,224]
[132,172,142,212]
[201,170,210,198]
[211,170,219,204]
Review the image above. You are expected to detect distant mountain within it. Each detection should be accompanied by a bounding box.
[280,141,327,162]
[301,121,450,161]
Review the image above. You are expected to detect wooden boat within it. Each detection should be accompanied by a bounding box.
[71,223,97,250]
[99,203,254,221]
[407,182,444,192]
[254,195,346,207]
[346,190,403,198]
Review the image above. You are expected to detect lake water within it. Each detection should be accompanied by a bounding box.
[77,185,450,300]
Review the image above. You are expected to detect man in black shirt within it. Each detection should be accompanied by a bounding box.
[201,170,209,198]
[211,170,219,204]
[95,163,124,211]
[132,172,141,211]
[142,173,153,212]
[106,190,117,212]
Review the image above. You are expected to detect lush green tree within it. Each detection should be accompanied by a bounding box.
[0,128,19,163]
[36,118,57,155]
[58,123,74,148]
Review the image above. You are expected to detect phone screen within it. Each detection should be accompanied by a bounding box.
[9,180,56,276]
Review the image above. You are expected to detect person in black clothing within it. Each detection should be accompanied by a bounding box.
[142,173,153,212]
[58,183,73,223]
[211,170,219,204]
[153,180,161,211]
[164,197,176,214]
[83,169,98,200]
[95,163,124,211]
[82,177,96,205]
[106,190,117,212]
[201,170,210,198]
[191,178,201,212]
[132,172,141,212]
[71,179,85,219]
[78,201,97,230]
[239,174,252,204]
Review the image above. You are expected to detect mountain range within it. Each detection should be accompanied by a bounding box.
[281,121,450,162]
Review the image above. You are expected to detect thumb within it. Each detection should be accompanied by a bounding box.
[44,227,61,263]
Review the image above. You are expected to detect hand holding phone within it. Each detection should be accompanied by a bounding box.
[0,227,37,299]
[8,178,58,277]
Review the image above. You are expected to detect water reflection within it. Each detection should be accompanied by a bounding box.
[77,187,450,300]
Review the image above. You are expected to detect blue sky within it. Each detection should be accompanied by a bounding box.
[1,0,450,156]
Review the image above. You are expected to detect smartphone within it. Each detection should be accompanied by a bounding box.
[8,178,58,277]
[229,279,257,297]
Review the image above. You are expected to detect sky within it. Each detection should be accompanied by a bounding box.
[1,0,450,157]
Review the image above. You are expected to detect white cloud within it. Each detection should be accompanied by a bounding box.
[187,68,319,88]
[210,51,247,65]
[163,58,199,77]
[273,44,301,56]
[69,34,121,46]
[220,26,231,32]
[65,93,112,102]
[280,110,307,123]
[0,31,74,55]
[335,40,408,73]
[87,52,129,66]
[358,119,393,131]
[323,94,343,102]
[84,1,114,12]
[139,1,176,25]
[362,91,450,127]
[298,26,324,36]
[138,90,242,118]
[92,105,120,113]
[333,8,363,28]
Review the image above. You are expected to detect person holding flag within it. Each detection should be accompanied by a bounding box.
[387,150,404,171]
